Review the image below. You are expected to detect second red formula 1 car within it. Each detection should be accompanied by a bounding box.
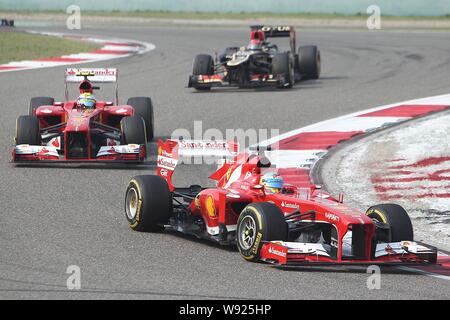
[12,68,154,162]
[124,140,437,267]
[188,25,321,90]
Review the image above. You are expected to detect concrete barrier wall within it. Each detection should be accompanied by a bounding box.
[1,0,449,16]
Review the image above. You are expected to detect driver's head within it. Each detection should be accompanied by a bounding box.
[248,30,265,50]
[76,93,96,110]
[260,172,284,194]
[248,39,263,50]
[79,80,93,94]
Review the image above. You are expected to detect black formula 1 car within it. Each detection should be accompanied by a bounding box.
[188,25,321,90]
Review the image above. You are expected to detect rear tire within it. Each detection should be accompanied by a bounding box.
[29,97,54,115]
[298,46,321,80]
[237,202,288,262]
[125,175,173,232]
[16,115,41,145]
[126,97,154,141]
[192,54,214,91]
[366,204,414,242]
[120,116,147,145]
[272,52,294,88]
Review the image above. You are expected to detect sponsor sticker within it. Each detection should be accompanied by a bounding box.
[268,246,287,258]
[325,212,340,222]
[251,232,263,255]
[261,26,291,32]
[157,156,177,170]
[281,201,299,210]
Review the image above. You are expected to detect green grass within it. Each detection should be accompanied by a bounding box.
[3,9,450,21]
[96,10,450,21]
[0,32,101,65]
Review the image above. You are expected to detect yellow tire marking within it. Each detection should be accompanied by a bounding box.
[128,179,143,229]
[367,208,387,223]
[246,206,263,230]
[241,253,256,260]
[238,205,265,261]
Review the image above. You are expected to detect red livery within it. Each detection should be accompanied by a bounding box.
[13,68,154,162]
[124,140,438,266]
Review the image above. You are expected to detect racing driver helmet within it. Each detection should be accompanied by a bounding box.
[248,39,263,50]
[260,172,284,194]
[76,93,96,110]
[248,30,265,50]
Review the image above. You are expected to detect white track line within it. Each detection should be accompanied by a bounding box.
[0,31,155,73]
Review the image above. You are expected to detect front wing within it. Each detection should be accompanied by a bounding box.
[12,144,146,162]
[188,73,291,88]
[260,241,438,266]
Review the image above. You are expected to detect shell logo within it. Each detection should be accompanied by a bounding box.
[158,146,162,156]
[205,195,216,218]
[226,167,232,181]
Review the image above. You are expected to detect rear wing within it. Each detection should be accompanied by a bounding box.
[64,68,119,104]
[157,139,239,191]
[250,25,296,53]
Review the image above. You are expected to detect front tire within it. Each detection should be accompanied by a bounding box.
[298,46,321,80]
[120,116,147,145]
[125,175,173,232]
[237,202,288,262]
[16,115,41,145]
[272,52,295,88]
[192,54,214,91]
[126,97,154,141]
[366,204,414,242]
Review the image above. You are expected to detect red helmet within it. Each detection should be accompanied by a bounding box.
[250,30,265,42]
[248,30,265,50]
[79,80,93,94]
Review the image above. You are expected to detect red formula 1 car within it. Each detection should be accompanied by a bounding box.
[124,140,437,266]
[188,25,321,90]
[12,68,154,162]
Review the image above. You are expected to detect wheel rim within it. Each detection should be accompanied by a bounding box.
[238,215,257,250]
[125,187,139,220]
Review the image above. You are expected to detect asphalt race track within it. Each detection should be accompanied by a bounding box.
[1,23,450,299]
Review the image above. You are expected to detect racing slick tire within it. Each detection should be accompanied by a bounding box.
[16,115,41,145]
[192,54,214,91]
[366,204,414,242]
[29,96,54,115]
[120,116,147,145]
[298,46,321,80]
[272,52,295,88]
[125,175,173,232]
[126,97,154,140]
[237,202,288,262]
